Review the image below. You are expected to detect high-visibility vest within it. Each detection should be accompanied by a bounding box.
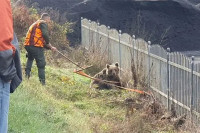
[24,20,46,47]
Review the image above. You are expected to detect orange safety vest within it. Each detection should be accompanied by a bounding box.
[24,20,46,47]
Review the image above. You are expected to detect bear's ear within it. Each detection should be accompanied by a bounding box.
[115,62,119,67]
[106,64,110,69]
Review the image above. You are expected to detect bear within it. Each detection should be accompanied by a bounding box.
[90,62,122,89]
[106,62,121,87]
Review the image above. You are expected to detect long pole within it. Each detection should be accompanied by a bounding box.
[56,50,85,70]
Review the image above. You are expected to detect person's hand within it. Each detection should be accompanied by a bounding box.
[51,46,57,52]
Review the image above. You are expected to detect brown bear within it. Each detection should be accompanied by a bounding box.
[90,62,122,89]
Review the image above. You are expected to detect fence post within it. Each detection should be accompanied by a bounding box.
[119,30,122,75]
[81,17,83,46]
[132,35,135,68]
[132,35,135,49]
[147,41,151,89]
[97,22,100,47]
[107,26,111,62]
[191,56,194,121]
[88,20,91,48]
[167,48,171,111]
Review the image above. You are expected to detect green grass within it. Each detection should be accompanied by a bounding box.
[9,53,91,133]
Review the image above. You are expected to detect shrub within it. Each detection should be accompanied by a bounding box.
[48,21,72,49]
[13,5,39,41]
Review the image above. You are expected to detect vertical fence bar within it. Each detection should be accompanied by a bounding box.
[132,35,135,48]
[191,56,194,121]
[97,22,100,47]
[81,17,83,46]
[177,54,180,114]
[148,41,151,89]
[167,48,171,111]
[183,56,186,114]
[187,59,190,115]
[119,30,122,75]
[180,55,183,115]
[131,35,135,84]
[132,35,135,64]
[107,26,111,62]
[174,53,178,114]
[196,65,199,123]
[195,65,198,122]
[88,20,91,48]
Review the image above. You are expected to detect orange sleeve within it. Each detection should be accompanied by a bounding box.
[0,0,14,51]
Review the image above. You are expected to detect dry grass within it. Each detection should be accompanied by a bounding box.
[88,93,184,133]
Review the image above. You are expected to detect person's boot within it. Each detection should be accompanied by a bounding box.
[25,69,31,79]
[40,79,45,85]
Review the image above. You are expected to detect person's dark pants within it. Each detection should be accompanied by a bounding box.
[25,46,46,84]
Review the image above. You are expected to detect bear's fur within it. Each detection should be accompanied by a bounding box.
[90,62,122,89]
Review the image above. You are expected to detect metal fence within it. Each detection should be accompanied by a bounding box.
[81,18,200,123]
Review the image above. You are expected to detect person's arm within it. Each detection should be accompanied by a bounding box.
[0,0,17,82]
[40,23,50,48]
[40,23,57,51]
[0,0,13,51]
[10,33,22,93]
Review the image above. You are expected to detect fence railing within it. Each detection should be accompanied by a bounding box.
[81,18,200,123]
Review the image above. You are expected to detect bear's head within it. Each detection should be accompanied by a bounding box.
[106,62,119,78]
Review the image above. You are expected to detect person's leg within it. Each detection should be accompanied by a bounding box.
[25,47,34,78]
[35,48,46,85]
[0,79,10,133]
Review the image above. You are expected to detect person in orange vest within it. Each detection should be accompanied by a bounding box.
[24,13,57,85]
